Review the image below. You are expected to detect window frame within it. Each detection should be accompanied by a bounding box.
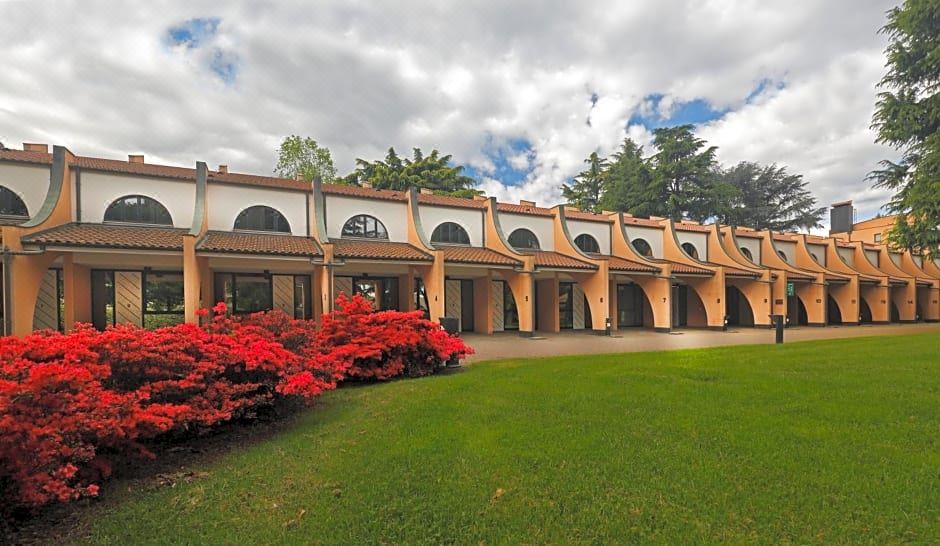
[431,222,471,246]
[0,186,29,219]
[103,195,174,226]
[233,205,292,234]
[681,242,699,260]
[631,238,653,257]
[508,228,540,250]
[341,214,389,239]
[574,233,600,253]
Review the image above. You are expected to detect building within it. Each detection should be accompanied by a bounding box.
[1,143,937,337]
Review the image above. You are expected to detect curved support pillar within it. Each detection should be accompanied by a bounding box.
[473,274,494,334]
[536,276,559,333]
[890,282,917,322]
[770,273,788,320]
[633,275,672,331]
[829,279,860,325]
[919,286,939,321]
[505,271,535,336]
[795,282,826,326]
[416,251,446,323]
[727,277,772,327]
[859,284,890,323]
[685,271,727,329]
[572,262,610,334]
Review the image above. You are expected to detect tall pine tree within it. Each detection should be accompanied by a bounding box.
[561,152,608,211]
[717,162,824,231]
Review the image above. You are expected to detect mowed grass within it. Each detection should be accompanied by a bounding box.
[84,333,940,544]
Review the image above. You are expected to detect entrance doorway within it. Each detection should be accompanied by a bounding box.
[725,285,754,326]
[617,283,644,327]
[672,284,688,327]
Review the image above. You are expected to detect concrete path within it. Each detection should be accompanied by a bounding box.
[462,323,940,362]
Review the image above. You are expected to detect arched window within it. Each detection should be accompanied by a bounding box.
[632,238,653,257]
[574,234,600,253]
[508,228,540,250]
[104,195,173,225]
[740,247,753,260]
[681,242,699,259]
[777,250,788,262]
[342,215,388,239]
[0,186,28,218]
[431,222,470,245]
[234,205,291,233]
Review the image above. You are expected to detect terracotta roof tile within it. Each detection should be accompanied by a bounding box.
[675,222,711,233]
[198,231,321,257]
[22,223,185,250]
[721,265,762,278]
[664,261,713,275]
[587,253,659,273]
[321,183,407,202]
[786,270,816,281]
[0,149,53,165]
[623,217,665,228]
[74,156,196,180]
[330,238,431,261]
[417,193,486,209]
[565,210,611,223]
[524,250,596,270]
[824,273,850,283]
[733,229,764,239]
[208,171,310,192]
[497,203,555,216]
[439,246,521,266]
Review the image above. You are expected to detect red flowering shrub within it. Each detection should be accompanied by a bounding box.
[0,295,471,514]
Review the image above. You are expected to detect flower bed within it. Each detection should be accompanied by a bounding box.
[0,295,471,515]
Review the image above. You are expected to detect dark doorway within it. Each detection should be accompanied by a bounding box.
[725,285,754,326]
[617,283,644,327]
[787,294,808,326]
[503,282,519,330]
[91,270,115,330]
[672,284,688,327]
[860,299,873,324]
[890,302,900,323]
[460,279,474,332]
[827,295,843,325]
[559,282,574,329]
[584,294,593,329]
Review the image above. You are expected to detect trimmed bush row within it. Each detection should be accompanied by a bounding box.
[0,294,471,514]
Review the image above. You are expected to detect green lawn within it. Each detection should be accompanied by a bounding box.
[83,334,939,544]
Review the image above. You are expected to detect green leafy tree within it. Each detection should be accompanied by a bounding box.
[717,162,824,231]
[562,152,608,212]
[647,125,730,222]
[597,138,657,215]
[275,135,337,182]
[344,147,478,197]
[869,1,940,256]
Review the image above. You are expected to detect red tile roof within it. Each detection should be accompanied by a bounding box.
[497,202,555,217]
[417,193,487,209]
[785,270,816,282]
[209,171,310,192]
[733,229,764,239]
[524,250,595,270]
[565,210,611,223]
[623,217,665,228]
[74,156,195,181]
[330,238,431,261]
[721,265,762,278]
[321,183,407,202]
[665,261,714,275]
[587,254,659,273]
[198,231,321,257]
[0,149,53,165]
[22,223,186,250]
[824,273,850,283]
[439,246,521,266]
[675,222,711,233]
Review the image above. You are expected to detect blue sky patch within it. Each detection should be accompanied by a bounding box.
[464,137,534,186]
[166,17,221,49]
[628,93,728,129]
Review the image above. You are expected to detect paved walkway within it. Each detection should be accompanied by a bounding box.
[462,323,940,362]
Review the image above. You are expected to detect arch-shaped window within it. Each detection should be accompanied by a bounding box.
[681,242,699,260]
[777,250,789,262]
[574,233,600,253]
[740,247,753,260]
[234,205,291,233]
[508,228,540,250]
[104,195,173,225]
[342,215,388,239]
[0,186,28,218]
[431,222,470,245]
[632,238,653,257]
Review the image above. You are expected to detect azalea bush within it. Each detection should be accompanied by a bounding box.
[0,295,471,515]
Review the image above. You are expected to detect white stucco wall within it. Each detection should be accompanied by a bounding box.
[325,194,408,242]
[623,225,664,259]
[208,184,308,236]
[419,205,484,247]
[0,162,51,218]
[837,247,855,266]
[807,243,827,267]
[864,249,880,267]
[567,219,611,255]
[80,171,195,228]
[499,213,554,251]
[736,237,762,264]
[774,240,798,265]
[890,253,902,267]
[676,230,708,261]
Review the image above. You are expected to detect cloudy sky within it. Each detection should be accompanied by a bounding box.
[0,0,900,225]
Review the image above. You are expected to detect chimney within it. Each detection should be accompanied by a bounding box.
[419,188,433,195]
[23,143,49,153]
[218,165,228,174]
[830,200,854,235]
[519,199,536,207]
[128,154,145,164]
[361,182,372,189]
